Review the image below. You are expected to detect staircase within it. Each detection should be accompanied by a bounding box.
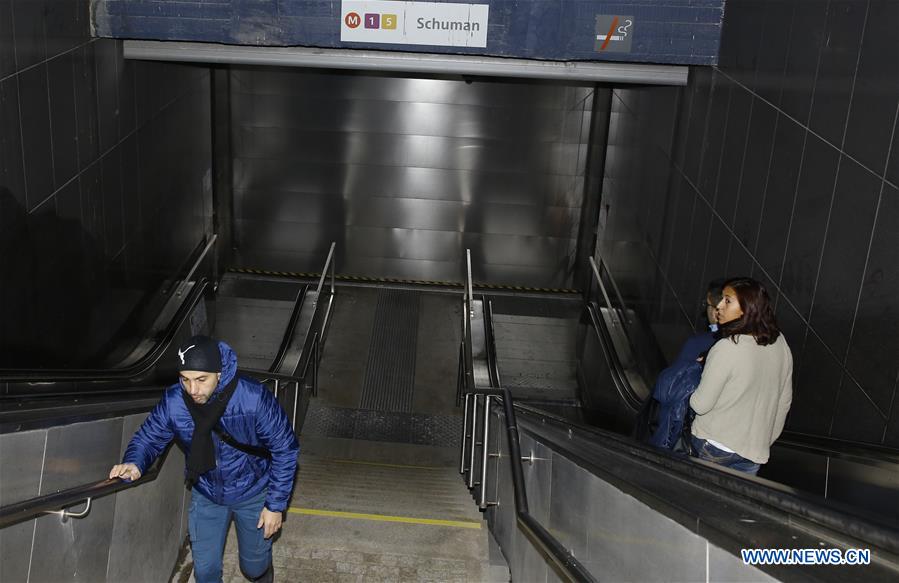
[213,443,497,582]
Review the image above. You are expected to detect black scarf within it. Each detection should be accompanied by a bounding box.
[181,375,239,488]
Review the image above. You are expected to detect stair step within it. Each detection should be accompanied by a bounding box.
[296,455,482,523]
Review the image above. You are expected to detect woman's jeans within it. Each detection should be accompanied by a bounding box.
[691,436,761,475]
[188,489,273,583]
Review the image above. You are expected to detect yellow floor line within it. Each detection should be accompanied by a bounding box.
[326,458,446,471]
[288,507,481,529]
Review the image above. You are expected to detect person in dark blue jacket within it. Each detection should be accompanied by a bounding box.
[643,279,726,448]
[109,335,299,583]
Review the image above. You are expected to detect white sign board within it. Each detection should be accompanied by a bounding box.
[340,1,489,48]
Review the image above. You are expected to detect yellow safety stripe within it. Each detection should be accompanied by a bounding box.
[328,459,445,471]
[228,267,580,295]
[287,507,481,529]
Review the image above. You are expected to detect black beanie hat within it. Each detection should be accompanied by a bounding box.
[176,335,222,372]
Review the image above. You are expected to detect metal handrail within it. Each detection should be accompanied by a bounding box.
[0,278,210,384]
[462,385,597,582]
[0,460,162,529]
[459,249,595,582]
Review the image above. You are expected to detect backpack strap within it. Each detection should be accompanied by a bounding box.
[213,427,272,460]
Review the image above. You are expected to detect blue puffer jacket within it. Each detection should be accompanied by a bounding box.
[648,359,703,450]
[123,341,299,512]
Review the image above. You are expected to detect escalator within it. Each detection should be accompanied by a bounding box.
[458,249,899,581]
[578,254,899,527]
[0,241,336,582]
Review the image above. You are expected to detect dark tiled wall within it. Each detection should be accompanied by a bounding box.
[600,0,898,446]
[0,0,213,367]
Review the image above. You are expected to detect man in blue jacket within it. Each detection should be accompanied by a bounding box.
[641,279,726,448]
[109,335,299,583]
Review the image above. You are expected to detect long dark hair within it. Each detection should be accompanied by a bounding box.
[718,277,780,346]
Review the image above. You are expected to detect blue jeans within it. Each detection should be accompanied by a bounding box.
[188,489,272,583]
[691,436,761,475]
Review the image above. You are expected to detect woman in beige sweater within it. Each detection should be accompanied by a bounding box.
[689,277,793,475]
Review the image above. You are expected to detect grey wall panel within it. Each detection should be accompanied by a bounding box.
[0,517,36,583]
[235,164,584,207]
[487,410,515,575]
[231,68,593,287]
[0,429,47,582]
[29,418,123,583]
[107,413,189,583]
[825,457,899,526]
[518,436,552,583]
[708,543,776,583]
[232,69,593,108]
[548,456,589,560]
[583,470,707,582]
[237,128,585,175]
[233,94,576,142]
[0,429,47,504]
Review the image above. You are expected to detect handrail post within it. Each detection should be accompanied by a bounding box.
[467,394,479,489]
[291,379,300,431]
[313,334,320,397]
[330,242,336,294]
[456,342,464,407]
[466,249,474,316]
[479,395,492,508]
[316,242,336,296]
[460,392,471,474]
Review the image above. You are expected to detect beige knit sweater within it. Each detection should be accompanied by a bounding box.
[690,334,793,464]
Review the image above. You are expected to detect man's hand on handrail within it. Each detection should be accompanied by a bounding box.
[109,463,142,482]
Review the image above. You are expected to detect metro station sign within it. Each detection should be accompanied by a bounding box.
[340,1,490,48]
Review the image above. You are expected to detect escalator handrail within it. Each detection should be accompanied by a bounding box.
[0,278,210,383]
[509,400,899,555]
[483,300,502,388]
[775,431,899,465]
[238,368,303,385]
[584,301,643,411]
[268,285,309,374]
[0,456,163,529]
[588,255,634,350]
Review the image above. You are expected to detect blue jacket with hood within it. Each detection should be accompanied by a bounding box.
[647,359,703,449]
[122,341,299,512]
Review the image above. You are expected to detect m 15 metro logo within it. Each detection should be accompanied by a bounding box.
[341,1,489,48]
[344,11,398,30]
